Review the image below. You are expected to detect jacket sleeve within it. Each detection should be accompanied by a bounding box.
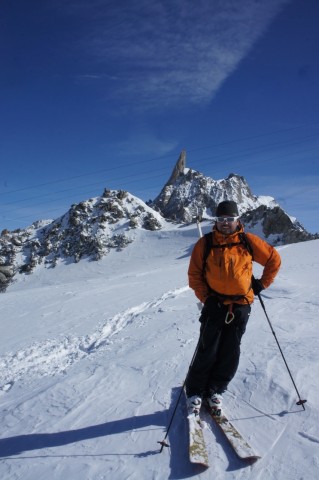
[188,237,210,303]
[246,233,281,288]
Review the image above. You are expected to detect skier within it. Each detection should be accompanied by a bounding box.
[186,200,281,416]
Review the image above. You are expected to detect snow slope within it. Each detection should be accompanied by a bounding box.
[0,223,318,480]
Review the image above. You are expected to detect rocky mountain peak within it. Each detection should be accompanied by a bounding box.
[165,149,186,186]
[150,151,318,244]
[149,152,274,222]
[0,189,163,291]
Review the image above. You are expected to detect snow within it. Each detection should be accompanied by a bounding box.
[255,195,277,208]
[0,223,318,479]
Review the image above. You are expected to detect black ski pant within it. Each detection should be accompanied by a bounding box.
[185,299,251,397]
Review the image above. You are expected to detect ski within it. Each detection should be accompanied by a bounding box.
[188,413,209,467]
[205,405,260,462]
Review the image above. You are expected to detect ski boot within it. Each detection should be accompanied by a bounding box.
[206,391,223,417]
[186,395,202,416]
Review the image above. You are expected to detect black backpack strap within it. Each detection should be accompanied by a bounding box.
[202,232,213,276]
[238,232,255,291]
[238,232,254,260]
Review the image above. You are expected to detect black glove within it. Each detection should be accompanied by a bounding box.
[252,277,264,296]
[199,296,217,322]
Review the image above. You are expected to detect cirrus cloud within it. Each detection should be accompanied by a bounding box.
[76,0,291,109]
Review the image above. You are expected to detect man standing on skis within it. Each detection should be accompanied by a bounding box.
[186,200,281,416]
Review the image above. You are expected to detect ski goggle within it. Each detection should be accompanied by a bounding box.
[215,216,239,223]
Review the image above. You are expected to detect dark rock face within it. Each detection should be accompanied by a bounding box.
[241,206,318,245]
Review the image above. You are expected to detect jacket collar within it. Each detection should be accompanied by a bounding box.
[212,223,244,244]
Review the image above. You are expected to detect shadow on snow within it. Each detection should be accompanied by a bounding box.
[0,387,251,479]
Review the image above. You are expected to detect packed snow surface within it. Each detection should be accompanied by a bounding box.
[0,223,318,479]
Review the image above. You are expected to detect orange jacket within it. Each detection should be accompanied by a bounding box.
[188,225,281,305]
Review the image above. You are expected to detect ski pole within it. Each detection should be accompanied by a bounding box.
[158,212,205,452]
[257,292,307,410]
[158,319,208,452]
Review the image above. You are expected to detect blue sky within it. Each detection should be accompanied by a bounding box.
[1,0,319,233]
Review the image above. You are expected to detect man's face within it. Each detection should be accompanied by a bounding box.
[216,216,239,235]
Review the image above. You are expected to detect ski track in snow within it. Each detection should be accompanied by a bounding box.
[0,286,189,393]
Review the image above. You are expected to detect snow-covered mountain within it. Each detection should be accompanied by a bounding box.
[0,189,165,291]
[150,150,318,245]
[0,223,318,479]
[150,151,276,220]
[0,152,318,292]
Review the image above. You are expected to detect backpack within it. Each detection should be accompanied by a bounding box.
[202,231,254,301]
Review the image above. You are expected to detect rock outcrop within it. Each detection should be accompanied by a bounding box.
[150,151,318,244]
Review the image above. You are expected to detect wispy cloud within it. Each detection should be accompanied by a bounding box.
[111,130,178,158]
[71,0,291,110]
